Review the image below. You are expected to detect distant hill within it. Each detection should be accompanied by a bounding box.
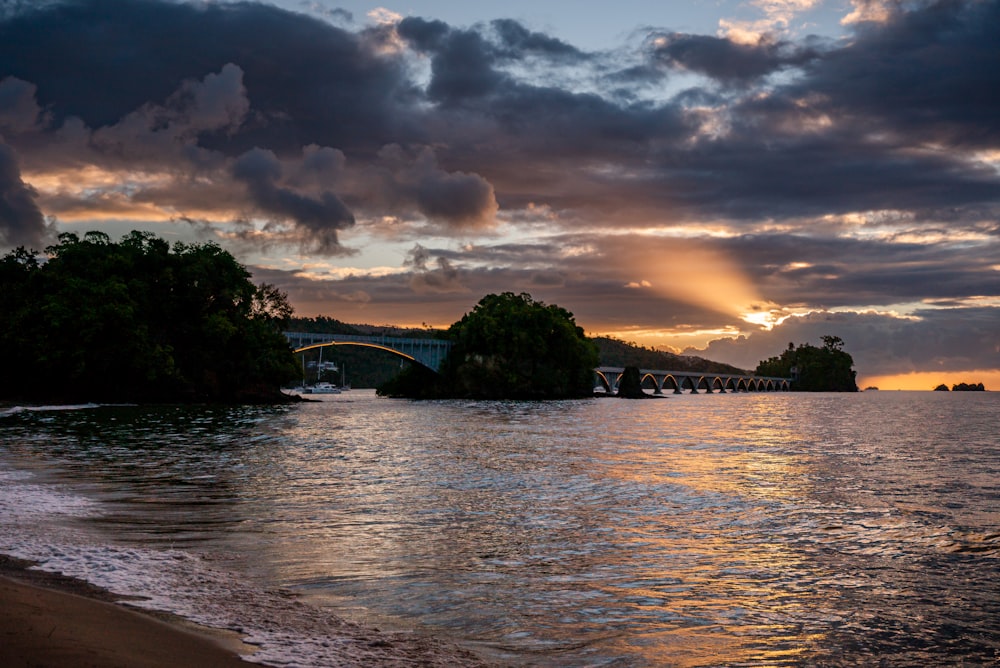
[591,337,748,374]
[285,320,749,386]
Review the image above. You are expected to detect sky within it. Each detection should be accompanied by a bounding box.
[1,0,998,390]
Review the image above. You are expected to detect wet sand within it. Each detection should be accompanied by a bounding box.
[0,581,254,667]
[0,555,496,667]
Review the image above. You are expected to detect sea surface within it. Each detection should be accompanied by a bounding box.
[1,390,998,666]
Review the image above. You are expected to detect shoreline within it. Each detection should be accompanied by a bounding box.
[0,554,499,667]
[0,555,256,667]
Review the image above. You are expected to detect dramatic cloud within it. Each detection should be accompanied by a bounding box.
[404,243,469,294]
[688,307,1000,378]
[0,0,997,383]
[231,147,356,254]
[0,140,50,248]
[0,76,46,134]
[648,32,818,83]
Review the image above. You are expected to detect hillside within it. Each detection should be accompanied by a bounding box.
[591,337,748,374]
[286,319,748,387]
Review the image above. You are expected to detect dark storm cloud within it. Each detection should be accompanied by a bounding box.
[489,19,585,60]
[690,307,1000,378]
[232,147,355,253]
[403,244,468,294]
[364,145,498,229]
[0,76,45,133]
[0,140,49,248]
[0,0,998,339]
[1,0,996,221]
[0,0,414,151]
[649,32,818,83]
[734,232,1000,308]
[793,0,1000,147]
[413,168,495,227]
[398,18,506,105]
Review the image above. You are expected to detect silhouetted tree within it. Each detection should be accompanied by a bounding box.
[0,231,299,403]
[379,292,598,399]
[755,337,858,391]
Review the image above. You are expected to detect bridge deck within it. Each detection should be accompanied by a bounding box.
[284,332,453,372]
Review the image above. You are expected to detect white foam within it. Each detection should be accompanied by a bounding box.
[0,468,99,519]
[0,403,103,418]
[0,463,482,667]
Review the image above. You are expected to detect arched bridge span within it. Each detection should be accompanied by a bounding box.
[595,366,791,394]
[285,332,453,372]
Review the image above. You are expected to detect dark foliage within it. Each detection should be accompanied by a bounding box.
[755,335,858,392]
[374,363,444,399]
[379,292,599,399]
[0,231,299,403]
[951,382,986,391]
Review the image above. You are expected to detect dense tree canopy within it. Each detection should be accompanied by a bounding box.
[0,231,299,403]
[379,292,599,399]
[755,335,858,392]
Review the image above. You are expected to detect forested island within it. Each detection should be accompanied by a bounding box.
[755,336,858,392]
[377,292,599,399]
[0,232,298,403]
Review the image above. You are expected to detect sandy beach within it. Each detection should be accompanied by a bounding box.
[0,555,495,667]
[0,556,255,667]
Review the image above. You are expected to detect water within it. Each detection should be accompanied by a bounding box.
[1,391,998,666]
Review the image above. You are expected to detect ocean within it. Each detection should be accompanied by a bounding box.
[1,390,997,666]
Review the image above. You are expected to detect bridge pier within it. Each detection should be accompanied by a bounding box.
[595,367,791,396]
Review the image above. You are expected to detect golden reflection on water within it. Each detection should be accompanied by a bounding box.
[230,392,1000,666]
[4,392,997,666]
[261,394,837,665]
[592,396,831,665]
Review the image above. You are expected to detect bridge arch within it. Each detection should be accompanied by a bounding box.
[285,332,452,372]
[594,370,613,393]
[640,373,661,394]
[293,341,429,370]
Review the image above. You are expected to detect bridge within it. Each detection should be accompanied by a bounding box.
[284,332,453,372]
[596,367,791,394]
[284,332,790,391]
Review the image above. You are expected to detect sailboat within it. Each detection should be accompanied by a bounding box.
[302,346,342,394]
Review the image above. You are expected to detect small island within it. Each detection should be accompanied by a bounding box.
[935,383,987,391]
[754,336,858,391]
[378,291,599,400]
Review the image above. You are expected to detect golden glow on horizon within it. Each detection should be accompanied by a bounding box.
[25,165,161,191]
[739,309,791,330]
[859,370,1000,391]
[26,165,236,223]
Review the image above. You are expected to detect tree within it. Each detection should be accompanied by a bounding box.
[379,292,599,399]
[0,231,299,403]
[755,337,858,392]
